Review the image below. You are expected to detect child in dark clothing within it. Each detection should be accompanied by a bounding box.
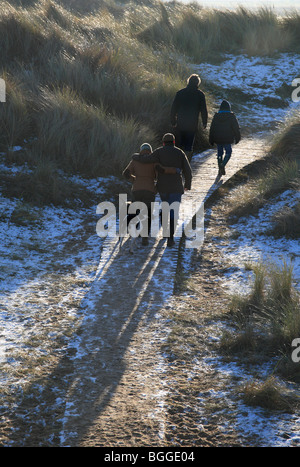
[209,100,241,176]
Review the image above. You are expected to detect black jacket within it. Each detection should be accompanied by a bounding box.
[171,84,208,132]
[209,111,241,145]
[133,145,192,194]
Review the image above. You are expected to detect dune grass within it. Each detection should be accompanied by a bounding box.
[220,259,300,380]
[271,108,300,160]
[227,158,299,220]
[0,0,300,203]
[239,375,296,412]
[229,259,300,407]
[270,202,300,239]
[137,3,300,60]
[0,0,191,182]
[227,106,300,221]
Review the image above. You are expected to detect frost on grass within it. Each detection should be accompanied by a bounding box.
[0,164,108,405]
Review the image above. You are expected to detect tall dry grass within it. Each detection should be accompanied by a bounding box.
[221,259,300,366]
[226,105,300,222]
[33,85,155,175]
[270,202,300,239]
[0,0,191,183]
[228,158,299,221]
[137,4,300,60]
[0,0,300,195]
[271,108,300,160]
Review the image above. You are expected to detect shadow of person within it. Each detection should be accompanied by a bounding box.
[6,235,175,446]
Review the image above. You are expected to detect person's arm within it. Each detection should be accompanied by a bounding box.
[171,93,179,127]
[199,92,208,129]
[209,115,216,146]
[232,114,241,144]
[155,164,177,175]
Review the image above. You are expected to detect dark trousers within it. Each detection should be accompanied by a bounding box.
[132,190,155,236]
[178,130,195,152]
[217,144,232,167]
[160,192,182,238]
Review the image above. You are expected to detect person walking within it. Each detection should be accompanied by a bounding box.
[122,143,157,245]
[171,74,208,161]
[123,143,178,245]
[209,99,241,176]
[133,133,192,247]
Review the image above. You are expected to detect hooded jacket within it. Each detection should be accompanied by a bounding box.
[133,144,192,194]
[209,100,241,145]
[123,154,157,193]
[171,84,208,132]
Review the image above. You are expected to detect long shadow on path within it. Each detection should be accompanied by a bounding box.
[5,138,266,446]
[6,234,177,446]
[60,234,179,446]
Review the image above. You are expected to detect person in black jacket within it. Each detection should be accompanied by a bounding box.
[132,133,192,246]
[171,74,208,161]
[209,100,241,176]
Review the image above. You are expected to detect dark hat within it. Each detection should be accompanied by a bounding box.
[219,100,231,111]
[162,133,175,143]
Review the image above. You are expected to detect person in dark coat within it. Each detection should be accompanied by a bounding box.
[133,133,192,247]
[209,100,241,176]
[171,74,208,161]
[123,143,178,245]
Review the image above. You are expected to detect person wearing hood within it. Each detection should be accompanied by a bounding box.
[122,143,177,245]
[171,74,208,161]
[131,133,192,247]
[209,99,241,176]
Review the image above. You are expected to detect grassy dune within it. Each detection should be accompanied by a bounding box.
[1,0,300,185]
[137,3,300,60]
[0,0,191,178]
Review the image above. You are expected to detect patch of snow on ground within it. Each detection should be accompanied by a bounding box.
[194,52,300,292]
[201,353,300,447]
[196,53,300,129]
[216,189,300,294]
[0,162,108,385]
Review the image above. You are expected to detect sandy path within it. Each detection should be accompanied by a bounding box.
[59,137,266,447]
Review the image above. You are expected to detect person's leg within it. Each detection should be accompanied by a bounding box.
[184,132,195,161]
[169,193,182,245]
[179,131,195,160]
[222,144,232,167]
[132,190,154,243]
[219,144,232,175]
[177,131,185,151]
[217,145,224,175]
[159,192,168,237]
[160,192,182,246]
